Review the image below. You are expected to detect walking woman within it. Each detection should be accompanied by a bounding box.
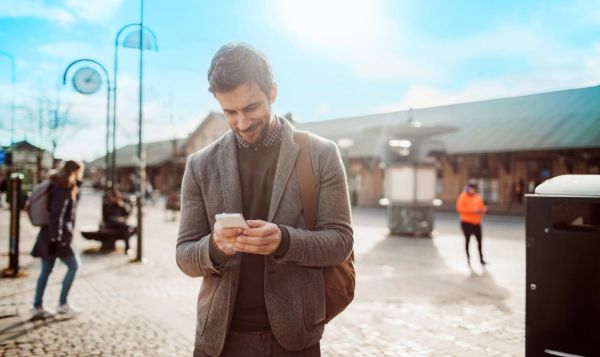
[31,160,82,318]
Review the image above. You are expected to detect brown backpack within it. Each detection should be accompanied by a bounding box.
[294,131,356,323]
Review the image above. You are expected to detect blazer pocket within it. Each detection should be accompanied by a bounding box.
[303,267,326,329]
[197,276,222,336]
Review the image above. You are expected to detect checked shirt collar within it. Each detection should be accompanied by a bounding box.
[234,116,283,151]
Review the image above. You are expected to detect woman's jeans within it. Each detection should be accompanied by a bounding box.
[34,255,79,308]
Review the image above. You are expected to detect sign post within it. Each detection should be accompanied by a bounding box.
[2,173,26,278]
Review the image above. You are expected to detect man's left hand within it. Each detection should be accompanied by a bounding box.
[234,220,281,255]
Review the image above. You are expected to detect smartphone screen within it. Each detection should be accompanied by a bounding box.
[215,213,250,229]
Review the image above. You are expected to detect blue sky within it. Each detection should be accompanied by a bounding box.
[1,0,600,161]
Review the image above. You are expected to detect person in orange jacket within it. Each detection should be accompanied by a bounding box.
[456,181,487,266]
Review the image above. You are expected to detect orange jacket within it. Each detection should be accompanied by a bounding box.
[456,191,487,224]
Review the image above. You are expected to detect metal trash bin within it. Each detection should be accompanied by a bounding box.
[387,203,435,236]
[383,162,441,237]
[525,175,600,356]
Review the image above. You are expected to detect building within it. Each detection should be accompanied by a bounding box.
[88,112,228,193]
[298,85,600,213]
[0,141,54,192]
[89,85,600,215]
[184,112,230,156]
[88,138,187,193]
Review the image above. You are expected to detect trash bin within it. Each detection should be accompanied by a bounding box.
[525,175,600,356]
[383,163,440,237]
[387,203,435,236]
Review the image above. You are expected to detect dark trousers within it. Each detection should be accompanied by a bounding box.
[193,330,320,357]
[460,221,484,261]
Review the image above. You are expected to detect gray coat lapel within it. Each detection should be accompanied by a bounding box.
[217,131,243,214]
[268,119,300,221]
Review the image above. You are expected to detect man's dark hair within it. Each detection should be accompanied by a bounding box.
[208,43,273,99]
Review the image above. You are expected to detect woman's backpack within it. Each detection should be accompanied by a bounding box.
[25,180,51,226]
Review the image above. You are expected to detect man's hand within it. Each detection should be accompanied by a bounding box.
[212,222,242,256]
[234,220,281,255]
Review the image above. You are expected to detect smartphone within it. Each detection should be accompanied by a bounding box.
[215,213,250,229]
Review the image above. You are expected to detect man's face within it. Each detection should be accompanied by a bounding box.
[467,186,477,195]
[214,82,277,144]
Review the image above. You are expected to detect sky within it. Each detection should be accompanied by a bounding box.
[1,0,600,161]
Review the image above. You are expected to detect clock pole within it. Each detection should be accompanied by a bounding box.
[63,60,112,189]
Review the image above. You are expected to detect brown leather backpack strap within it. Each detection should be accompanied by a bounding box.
[295,131,356,324]
[294,131,317,231]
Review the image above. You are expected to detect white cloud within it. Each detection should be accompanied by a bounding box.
[270,0,439,80]
[0,0,123,26]
[0,0,74,26]
[272,0,598,85]
[559,0,600,26]
[64,0,123,23]
[584,43,600,79]
[272,0,600,111]
[315,103,331,118]
[51,72,203,161]
[39,42,109,61]
[377,44,600,112]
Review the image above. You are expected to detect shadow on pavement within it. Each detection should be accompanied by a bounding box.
[463,269,511,312]
[0,315,75,343]
[357,234,512,311]
[0,252,133,301]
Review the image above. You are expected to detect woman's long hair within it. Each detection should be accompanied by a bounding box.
[60,160,81,200]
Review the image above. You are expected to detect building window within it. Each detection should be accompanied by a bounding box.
[475,178,499,204]
[527,161,552,193]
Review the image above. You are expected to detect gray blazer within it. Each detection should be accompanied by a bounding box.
[176,118,353,356]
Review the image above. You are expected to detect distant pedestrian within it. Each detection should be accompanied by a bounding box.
[0,175,6,208]
[165,190,180,222]
[456,181,487,267]
[30,160,82,319]
[101,189,132,251]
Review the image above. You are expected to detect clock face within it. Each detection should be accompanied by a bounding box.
[72,66,102,95]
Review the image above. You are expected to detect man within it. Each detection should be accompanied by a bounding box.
[176,43,354,357]
[456,181,487,267]
[101,189,132,251]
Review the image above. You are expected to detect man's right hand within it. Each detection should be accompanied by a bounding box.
[212,222,241,256]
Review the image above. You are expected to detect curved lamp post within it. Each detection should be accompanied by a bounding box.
[0,50,16,146]
[123,0,158,263]
[63,59,112,188]
[111,23,158,188]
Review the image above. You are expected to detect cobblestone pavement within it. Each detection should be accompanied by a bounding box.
[0,191,525,356]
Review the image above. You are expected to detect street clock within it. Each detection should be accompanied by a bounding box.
[72,66,102,95]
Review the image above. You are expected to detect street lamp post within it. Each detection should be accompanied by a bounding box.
[135,0,145,263]
[131,0,158,263]
[62,59,112,188]
[112,22,158,187]
[0,50,16,146]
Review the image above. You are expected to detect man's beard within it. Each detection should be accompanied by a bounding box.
[238,115,272,144]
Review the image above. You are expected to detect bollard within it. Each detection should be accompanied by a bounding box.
[2,172,25,278]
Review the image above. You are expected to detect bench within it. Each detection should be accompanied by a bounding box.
[81,226,137,253]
